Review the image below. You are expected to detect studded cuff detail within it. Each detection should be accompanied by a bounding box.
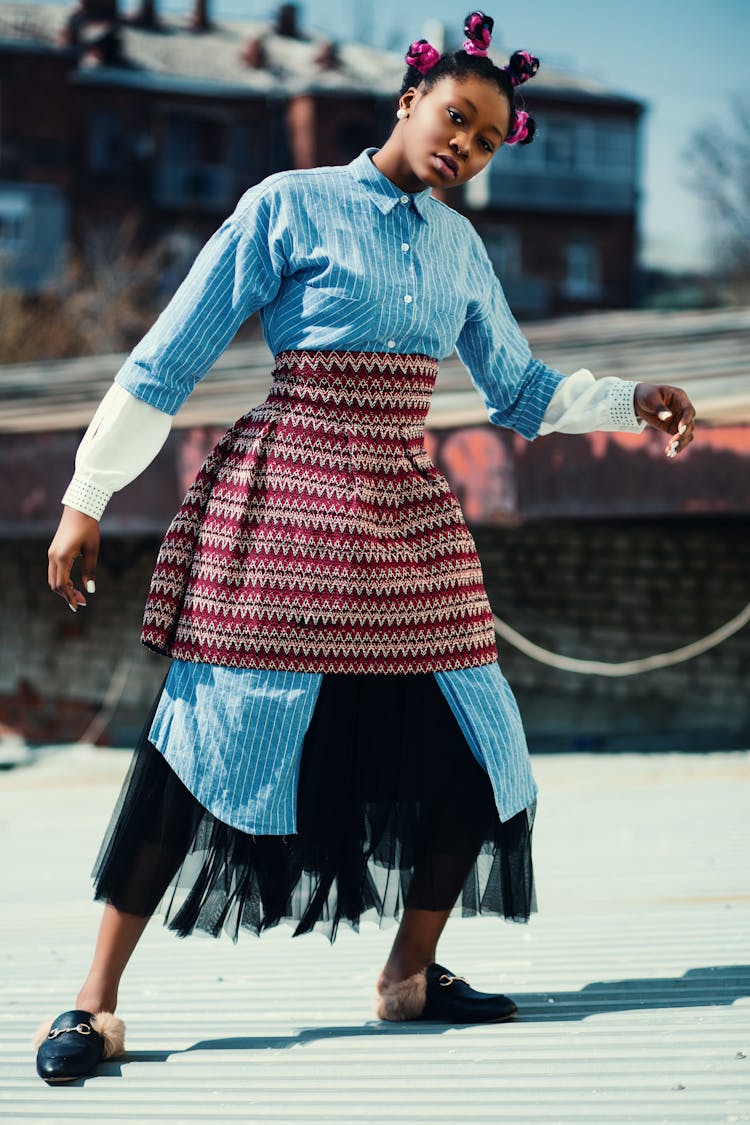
[61,476,111,521]
[609,380,647,432]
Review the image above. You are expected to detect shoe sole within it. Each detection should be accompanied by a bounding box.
[420,1010,518,1025]
[41,1076,88,1084]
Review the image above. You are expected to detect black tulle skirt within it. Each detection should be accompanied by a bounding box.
[92,670,537,943]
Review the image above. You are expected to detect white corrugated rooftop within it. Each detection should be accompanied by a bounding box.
[1,745,748,1121]
[2,306,749,434]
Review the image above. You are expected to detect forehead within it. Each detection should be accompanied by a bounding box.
[433,74,510,119]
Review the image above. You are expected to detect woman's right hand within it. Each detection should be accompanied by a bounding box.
[47,506,101,612]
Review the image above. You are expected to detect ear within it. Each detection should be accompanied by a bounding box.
[400,86,420,115]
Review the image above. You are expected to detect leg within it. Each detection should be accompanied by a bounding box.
[76,901,151,1015]
[380,906,451,984]
[381,821,487,984]
[373,813,531,1024]
[374,840,478,1021]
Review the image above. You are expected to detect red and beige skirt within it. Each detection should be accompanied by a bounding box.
[141,349,499,674]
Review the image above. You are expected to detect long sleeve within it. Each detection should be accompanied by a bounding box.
[112,179,289,415]
[61,177,291,520]
[61,385,172,519]
[454,231,565,439]
[454,228,648,439]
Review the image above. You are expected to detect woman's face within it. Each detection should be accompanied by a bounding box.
[400,73,512,189]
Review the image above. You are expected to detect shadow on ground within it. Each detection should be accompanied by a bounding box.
[67,964,746,1083]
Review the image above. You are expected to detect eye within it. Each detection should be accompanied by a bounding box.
[447,107,463,124]
[479,138,494,154]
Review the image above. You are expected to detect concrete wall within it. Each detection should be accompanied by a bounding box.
[3,517,748,751]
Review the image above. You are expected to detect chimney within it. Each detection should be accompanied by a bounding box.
[129,0,157,28]
[241,37,267,69]
[81,0,118,20]
[190,0,211,31]
[314,39,338,70]
[276,3,298,38]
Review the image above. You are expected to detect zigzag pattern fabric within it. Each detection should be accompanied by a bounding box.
[141,350,499,673]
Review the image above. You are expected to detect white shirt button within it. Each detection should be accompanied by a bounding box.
[403,294,413,304]
[399,195,409,205]
[401,242,410,252]
[387,339,396,348]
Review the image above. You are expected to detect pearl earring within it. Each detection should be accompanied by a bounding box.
[396,108,408,120]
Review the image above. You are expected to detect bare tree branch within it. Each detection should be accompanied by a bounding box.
[683,91,750,297]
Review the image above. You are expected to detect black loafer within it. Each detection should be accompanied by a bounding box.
[420,962,518,1024]
[34,1009,125,1084]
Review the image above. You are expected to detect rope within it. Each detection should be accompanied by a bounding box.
[492,601,750,677]
[76,653,132,745]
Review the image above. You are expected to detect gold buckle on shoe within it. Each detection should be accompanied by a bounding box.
[438,974,468,987]
[48,1023,92,1039]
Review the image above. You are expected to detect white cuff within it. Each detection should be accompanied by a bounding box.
[61,476,111,521]
[538,371,648,436]
[608,379,647,432]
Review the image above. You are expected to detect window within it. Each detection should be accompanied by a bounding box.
[0,197,31,250]
[157,114,233,208]
[592,121,637,178]
[543,121,577,169]
[562,238,601,299]
[226,122,265,182]
[334,120,370,164]
[89,110,125,172]
[483,228,521,281]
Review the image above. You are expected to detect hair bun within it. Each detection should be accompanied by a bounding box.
[405,38,442,75]
[504,49,540,87]
[505,109,536,146]
[462,10,494,57]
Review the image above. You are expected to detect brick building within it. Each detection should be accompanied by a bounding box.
[0,0,643,316]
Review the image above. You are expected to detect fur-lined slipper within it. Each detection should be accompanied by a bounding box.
[374,968,427,1021]
[33,1009,126,1083]
[374,962,518,1024]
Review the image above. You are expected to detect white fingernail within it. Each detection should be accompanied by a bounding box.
[678,423,687,434]
[658,410,672,421]
[68,602,77,613]
[86,579,96,594]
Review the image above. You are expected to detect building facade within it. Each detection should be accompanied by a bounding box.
[0,1,643,315]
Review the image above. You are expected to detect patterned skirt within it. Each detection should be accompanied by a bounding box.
[140,349,499,673]
[92,351,538,942]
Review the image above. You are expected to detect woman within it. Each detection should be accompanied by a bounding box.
[37,11,695,1083]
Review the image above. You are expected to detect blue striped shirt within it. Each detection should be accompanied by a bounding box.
[123,148,564,834]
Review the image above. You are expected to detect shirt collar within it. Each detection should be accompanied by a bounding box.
[347,147,433,222]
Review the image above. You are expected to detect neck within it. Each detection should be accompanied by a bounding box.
[371,134,428,194]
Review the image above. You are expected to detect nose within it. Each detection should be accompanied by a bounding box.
[450,135,469,160]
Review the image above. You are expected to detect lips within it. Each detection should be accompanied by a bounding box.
[434,153,459,177]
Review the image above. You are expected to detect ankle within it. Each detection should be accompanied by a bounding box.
[76,977,118,1015]
[380,950,434,986]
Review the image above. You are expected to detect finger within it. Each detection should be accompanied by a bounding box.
[674,414,697,450]
[81,540,99,595]
[666,428,695,458]
[53,579,85,612]
[48,549,86,609]
[656,388,695,434]
[60,576,86,609]
[48,553,69,596]
[677,405,697,432]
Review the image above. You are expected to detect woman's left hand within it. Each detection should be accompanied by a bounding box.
[633,383,696,458]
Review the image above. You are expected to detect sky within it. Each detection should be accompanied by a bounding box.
[23,0,750,270]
